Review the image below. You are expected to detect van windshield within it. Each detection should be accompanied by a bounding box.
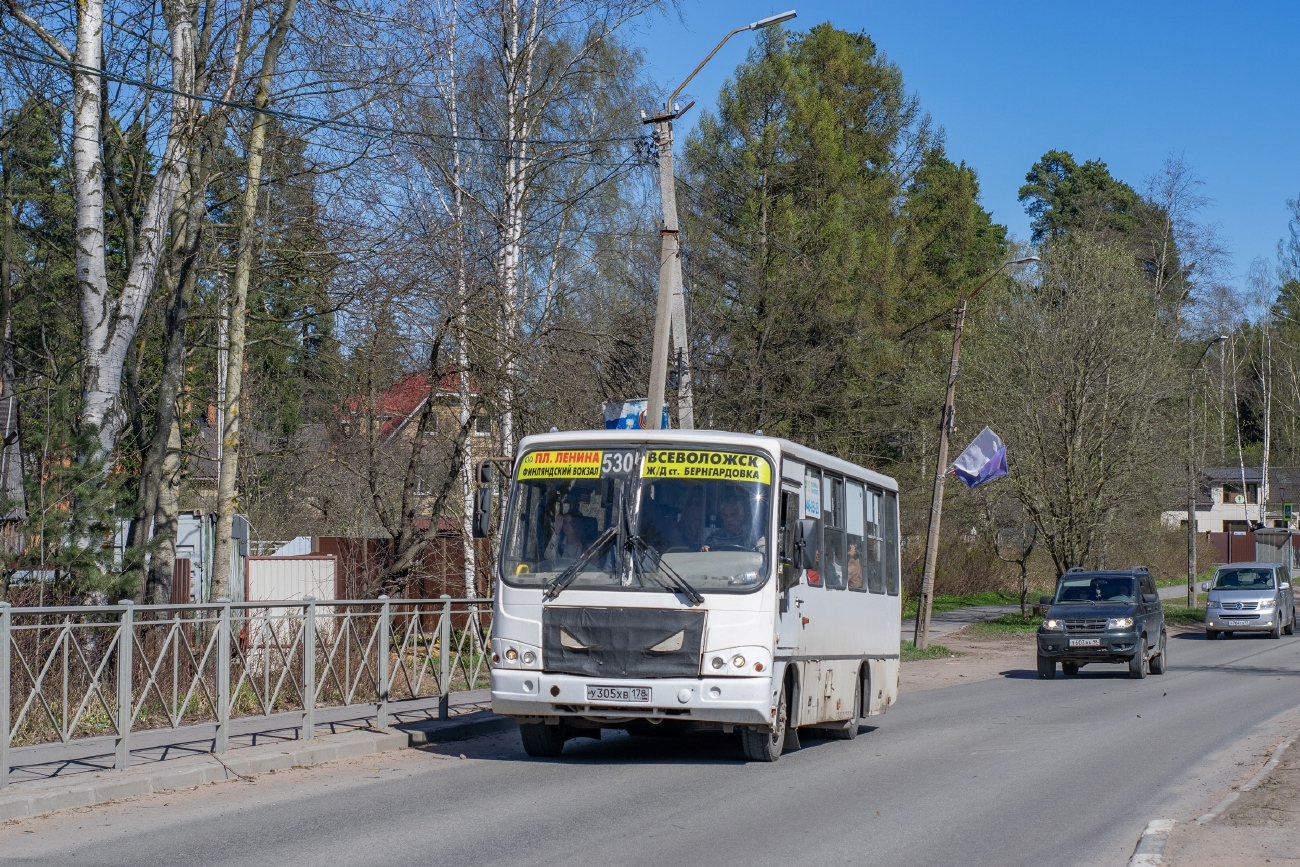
[1054,575,1138,604]
[1212,569,1276,590]
[501,446,772,594]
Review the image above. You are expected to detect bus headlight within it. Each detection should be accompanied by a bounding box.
[522,650,536,666]
[731,655,746,668]
[505,647,518,661]
[711,656,726,670]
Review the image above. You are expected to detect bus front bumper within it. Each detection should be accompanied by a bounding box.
[491,669,774,726]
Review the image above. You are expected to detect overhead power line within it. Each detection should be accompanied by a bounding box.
[0,42,652,155]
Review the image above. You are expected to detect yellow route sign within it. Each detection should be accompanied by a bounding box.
[642,450,771,484]
[517,449,603,480]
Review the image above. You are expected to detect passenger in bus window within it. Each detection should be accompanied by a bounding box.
[701,497,756,552]
[847,542,863,589]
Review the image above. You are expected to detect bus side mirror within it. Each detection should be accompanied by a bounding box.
[472,462,493,539]
[793,519,818,571]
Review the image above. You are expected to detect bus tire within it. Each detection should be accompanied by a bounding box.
[741,684,788,762]
[823,673,862,740]
[520,722,568,758]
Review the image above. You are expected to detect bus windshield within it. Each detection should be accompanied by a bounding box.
[501,446,772,594]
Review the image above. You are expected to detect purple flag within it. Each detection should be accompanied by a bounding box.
[952,426,1008,489]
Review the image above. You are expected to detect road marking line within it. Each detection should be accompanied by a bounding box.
[1128,818,1174,867]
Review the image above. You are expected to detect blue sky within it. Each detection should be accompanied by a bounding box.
[632,1,1299,291]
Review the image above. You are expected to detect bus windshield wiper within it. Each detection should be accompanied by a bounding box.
[544,527,618,600]
[630,535,704,605]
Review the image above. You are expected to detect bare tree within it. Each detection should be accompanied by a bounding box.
[969,237,1180,576]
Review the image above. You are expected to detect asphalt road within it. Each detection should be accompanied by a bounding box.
[6,628,1300,867]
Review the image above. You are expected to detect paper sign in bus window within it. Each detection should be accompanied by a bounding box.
[805,473,821,519]
[517,450,604,480]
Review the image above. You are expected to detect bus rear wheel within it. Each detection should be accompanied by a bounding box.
[742,685,788,762]
[520,722,568,758]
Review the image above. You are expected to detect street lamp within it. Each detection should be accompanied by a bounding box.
[913,255,1040,650]
[643,10,797,430]
[1187,335,1228,606]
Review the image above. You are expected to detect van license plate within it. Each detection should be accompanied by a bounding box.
[1226,620,1251,626]
[586,686,650,703]
[1069,638,1101,647]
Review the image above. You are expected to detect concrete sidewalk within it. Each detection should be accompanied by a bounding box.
[0,702,516,823]
[4,689,494,787]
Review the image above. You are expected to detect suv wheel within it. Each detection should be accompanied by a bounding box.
[1149,631,1167,675]
[1037,653,1056,680]
[1129,637,1148,679]
[1061,662,1079,676]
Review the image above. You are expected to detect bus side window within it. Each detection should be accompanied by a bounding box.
[823,474,846,589]
[804,466,823,587]
[846,481,866,591]
[883,490,900,596]
[863,485,886,594]
[780,490,800,562]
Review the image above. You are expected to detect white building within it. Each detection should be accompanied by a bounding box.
[1162,467,1300,533]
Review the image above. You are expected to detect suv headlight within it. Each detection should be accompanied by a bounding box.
[1043,618,1064,630]
[1260,599,1277,611]
[1106,617,1134,629]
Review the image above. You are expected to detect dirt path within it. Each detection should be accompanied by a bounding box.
[900,629,1038,693]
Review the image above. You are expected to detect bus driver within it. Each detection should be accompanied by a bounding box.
[701,497,758,552]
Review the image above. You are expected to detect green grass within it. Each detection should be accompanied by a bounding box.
[900,641,961,661]
[964,613,1044,636]
[1161,598,1206,627]
[902,591,1022,620]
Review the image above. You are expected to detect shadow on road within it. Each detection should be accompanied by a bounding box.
[415,724,879,765]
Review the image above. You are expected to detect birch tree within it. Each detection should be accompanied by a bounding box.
[3,0,199,459]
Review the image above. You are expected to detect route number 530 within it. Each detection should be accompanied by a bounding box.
[601,451,635,475]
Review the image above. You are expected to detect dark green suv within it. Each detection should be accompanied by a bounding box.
[1036,567,1167,680]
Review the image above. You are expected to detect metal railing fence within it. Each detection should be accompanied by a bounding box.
[0,596,493,787]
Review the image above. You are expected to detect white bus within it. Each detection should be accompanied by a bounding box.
[485,429,902,761]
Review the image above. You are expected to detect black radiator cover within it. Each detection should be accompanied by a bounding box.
[542,606,706,678]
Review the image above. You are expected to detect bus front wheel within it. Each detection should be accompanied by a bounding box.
[520,722,568,758]
[741,685,789,762]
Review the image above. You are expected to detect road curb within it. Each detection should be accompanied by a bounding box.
[1195,730,1298,825]
[0,711,515,824]
[1128,819,1174,867]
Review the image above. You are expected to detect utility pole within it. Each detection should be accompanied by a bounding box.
[912,255,1039,650]
[1187,335,1228,606]
[645,106,691,430]
[643,10,796,431]
[913,300,966,650]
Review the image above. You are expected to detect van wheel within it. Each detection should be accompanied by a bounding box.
[1285,611,1296,635]
[819,674,862,741]
[1272,621,1283,639]
[1150,632,1167,675]
[520,722,568,758]
[1129,637,1148,679]
[1037,654,1056,679]
[741,683,788,762]
[1206,630,1219,640]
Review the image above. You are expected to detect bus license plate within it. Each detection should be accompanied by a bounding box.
[1226,620,1252,626]
[1068,638,1101,647]
[586,685,650,703]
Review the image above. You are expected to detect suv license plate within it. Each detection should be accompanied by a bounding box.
[1068,638,1101,647]
[1226,620,1252,626]
[586,685,650,703]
